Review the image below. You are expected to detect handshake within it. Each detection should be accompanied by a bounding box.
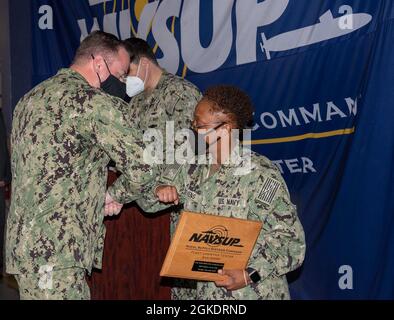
[104,185,180,216]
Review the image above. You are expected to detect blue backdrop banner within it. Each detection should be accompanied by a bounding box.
[30,0,394,299]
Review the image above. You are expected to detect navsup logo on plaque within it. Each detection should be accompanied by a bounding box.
[188,225,244,248]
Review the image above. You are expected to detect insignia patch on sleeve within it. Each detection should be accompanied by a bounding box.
[162,164,182,182]
[256,177,281,206]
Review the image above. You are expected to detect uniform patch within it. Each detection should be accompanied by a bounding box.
[162,164,182,182]
[215,197,245,207]
[256,177,281,206]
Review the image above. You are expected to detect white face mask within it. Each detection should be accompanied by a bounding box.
[126,61,147,98]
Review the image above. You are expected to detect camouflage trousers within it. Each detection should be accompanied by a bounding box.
[15,267,90,300]
[170,212,198,300]
[171,279,197,300]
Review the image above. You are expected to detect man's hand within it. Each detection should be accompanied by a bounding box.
[104,192,123,216]
[155,185,179,205]
[0,181,6,188]
[214,269,251,291]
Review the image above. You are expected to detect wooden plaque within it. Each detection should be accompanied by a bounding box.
[160,211,262,281]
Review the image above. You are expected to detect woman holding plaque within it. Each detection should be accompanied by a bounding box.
[138,85,306,300]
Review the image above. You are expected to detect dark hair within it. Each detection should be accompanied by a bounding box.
[73,31,125,64]
[123,37,158,66]
[203,85,254,129]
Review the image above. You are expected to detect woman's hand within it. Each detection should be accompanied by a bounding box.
[214,269,251,291]
[155,185,179,205]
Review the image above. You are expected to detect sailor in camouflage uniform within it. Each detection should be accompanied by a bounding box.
[6,31,156,300]
[122,38,202,132]
[109,37,201,205]
[136,85,306,300]
[108,38,202,299]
